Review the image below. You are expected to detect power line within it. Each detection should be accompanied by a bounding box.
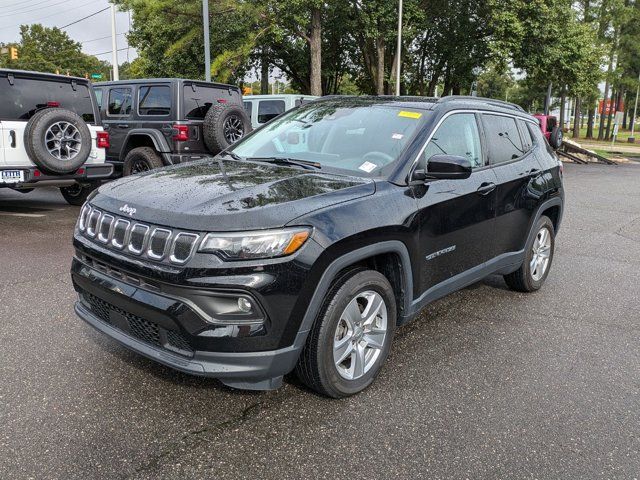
[0,0,97,28]
[90,46,129,57]
[0,0,71,18]
[0,0,56,9]
[80,32,125,44]
[60,6,109,29]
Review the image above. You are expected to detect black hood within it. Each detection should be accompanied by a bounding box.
[91,158,375,231]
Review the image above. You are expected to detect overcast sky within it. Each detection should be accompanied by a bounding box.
[0,0,137,65]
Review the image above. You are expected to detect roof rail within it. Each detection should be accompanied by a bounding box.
[438,95,525,113]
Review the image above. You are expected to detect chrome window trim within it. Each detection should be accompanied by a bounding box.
[147,228,172,260]
[111,219,131,249]
[97,214,115,243]
[169,232,199,264]
[128,224,150,255]
[86,209,101,237]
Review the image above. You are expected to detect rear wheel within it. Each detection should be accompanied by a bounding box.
[123,147,164,176]
[296,269,396,398]
[504,215,555,292]
[59,183,97,206]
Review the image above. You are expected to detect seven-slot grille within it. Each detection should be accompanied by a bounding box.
[78,204,199,264]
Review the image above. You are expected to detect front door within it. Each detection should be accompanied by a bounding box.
[415,112,498,294]
[103,86,133,162]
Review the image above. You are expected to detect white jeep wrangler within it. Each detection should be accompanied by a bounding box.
[0,69,112,205]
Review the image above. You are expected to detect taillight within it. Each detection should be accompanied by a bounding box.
[173,124,189,142]
[47,101,60,107]
[97,131,110,149]
[217,98,227,104]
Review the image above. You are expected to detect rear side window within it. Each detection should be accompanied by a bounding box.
[183,84,224,119]
[422,113,483,168]
[138,86,171,116]
[517,119,534,151]
[243,101,252,122]
[258,100,285,124]
[94,88,104,110]
[0,76,95,123]
[482,114,525,164]
[108,87,132,116]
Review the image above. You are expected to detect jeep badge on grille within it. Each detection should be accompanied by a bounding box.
[119,204,136,217]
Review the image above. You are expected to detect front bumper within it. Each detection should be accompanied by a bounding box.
[70,249,311,390]
[1,164,114,188]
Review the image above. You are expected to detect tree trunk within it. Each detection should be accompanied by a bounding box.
[260,49,269,95]
[598,42,616,140]
[309,7,322,96]
[586,105,595,138]
[605,89,616,140]
[572,97,581,138]
[375,35,385,95]
[559,87,567,129]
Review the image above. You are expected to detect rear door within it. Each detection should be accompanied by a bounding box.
[482,113,544,254]
[415,112,499,292]
[103,86,134,161]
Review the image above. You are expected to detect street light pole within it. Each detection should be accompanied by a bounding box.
[629,72,640,143]
[395,0,403,96]
[110,5,119,81]
[202,0,211,82]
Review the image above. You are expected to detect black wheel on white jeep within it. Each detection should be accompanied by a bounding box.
[59,183,97,206]
[24,108,92,175]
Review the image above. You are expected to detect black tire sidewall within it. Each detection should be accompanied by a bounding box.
[550,127,563,149]
[25,108,92,174]
[523,216,555,290]
[123,147,164,176]
[59,183,96,206]
[315,270,396,397]
[203,103,251,154]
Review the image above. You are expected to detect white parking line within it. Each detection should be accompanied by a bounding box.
[0,212,46,218]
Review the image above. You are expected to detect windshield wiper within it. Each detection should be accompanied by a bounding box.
[247,157,322,170]
[218,150,242,161]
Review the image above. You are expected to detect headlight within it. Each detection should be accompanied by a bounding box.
[198,227,311,260]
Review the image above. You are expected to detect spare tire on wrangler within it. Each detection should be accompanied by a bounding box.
[203,103,251,154]
[24,108,92,174]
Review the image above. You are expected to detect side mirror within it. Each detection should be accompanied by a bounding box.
[413,154,472,181]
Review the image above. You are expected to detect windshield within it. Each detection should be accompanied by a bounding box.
[231,100,428,177]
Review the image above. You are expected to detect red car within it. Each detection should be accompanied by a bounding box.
[533,114,563,149]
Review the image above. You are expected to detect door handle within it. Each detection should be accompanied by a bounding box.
[117,124,129,129]
[476,182,496,195]
[9,130,16,148]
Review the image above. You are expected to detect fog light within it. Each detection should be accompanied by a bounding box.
[237,297,252,313]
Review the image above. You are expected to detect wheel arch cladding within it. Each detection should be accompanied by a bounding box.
[121,130,169,161]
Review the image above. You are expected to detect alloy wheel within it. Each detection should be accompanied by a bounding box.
[530,226,552,281]
[45,121,81,161]
[333,290,388,381]
[223,115,244,143]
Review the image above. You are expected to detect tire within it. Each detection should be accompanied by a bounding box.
[296,269,397,398]
[59,183,97,206]
[504,215,555,292]
[549,126,563,149]
[203,103,251,154]
[123,147,164,176]
[24,108,92,174]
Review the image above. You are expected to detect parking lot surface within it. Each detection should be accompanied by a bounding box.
[1,163,639,479]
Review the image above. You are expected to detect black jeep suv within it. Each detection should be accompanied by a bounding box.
[71,96,564,397]
[93,78,250,176]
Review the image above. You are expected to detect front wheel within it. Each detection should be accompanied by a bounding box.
[504,215,555,292]
[296,269,396,398]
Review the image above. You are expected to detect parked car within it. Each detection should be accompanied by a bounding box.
[93,78,251,176]
[0,69,112,205]
[533,114,563,149]
[243,94,317,129]
[71,95,564,397]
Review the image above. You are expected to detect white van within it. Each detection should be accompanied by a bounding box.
[242,94,318,129]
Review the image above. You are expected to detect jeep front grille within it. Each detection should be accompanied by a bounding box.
[78,204,199,264]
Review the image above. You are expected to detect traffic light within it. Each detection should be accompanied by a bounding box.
[9,47,18,60]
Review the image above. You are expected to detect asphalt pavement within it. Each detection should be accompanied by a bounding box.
[1,163,639,479]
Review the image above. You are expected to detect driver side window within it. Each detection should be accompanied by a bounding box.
[422,113,483,168]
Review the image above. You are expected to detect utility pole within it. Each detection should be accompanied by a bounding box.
[629,72,640,143]
[395,0,403,96]
[202,0,211,82]
[110,4,119,81]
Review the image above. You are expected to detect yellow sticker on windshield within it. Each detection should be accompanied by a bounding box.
[398,110,422,119]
